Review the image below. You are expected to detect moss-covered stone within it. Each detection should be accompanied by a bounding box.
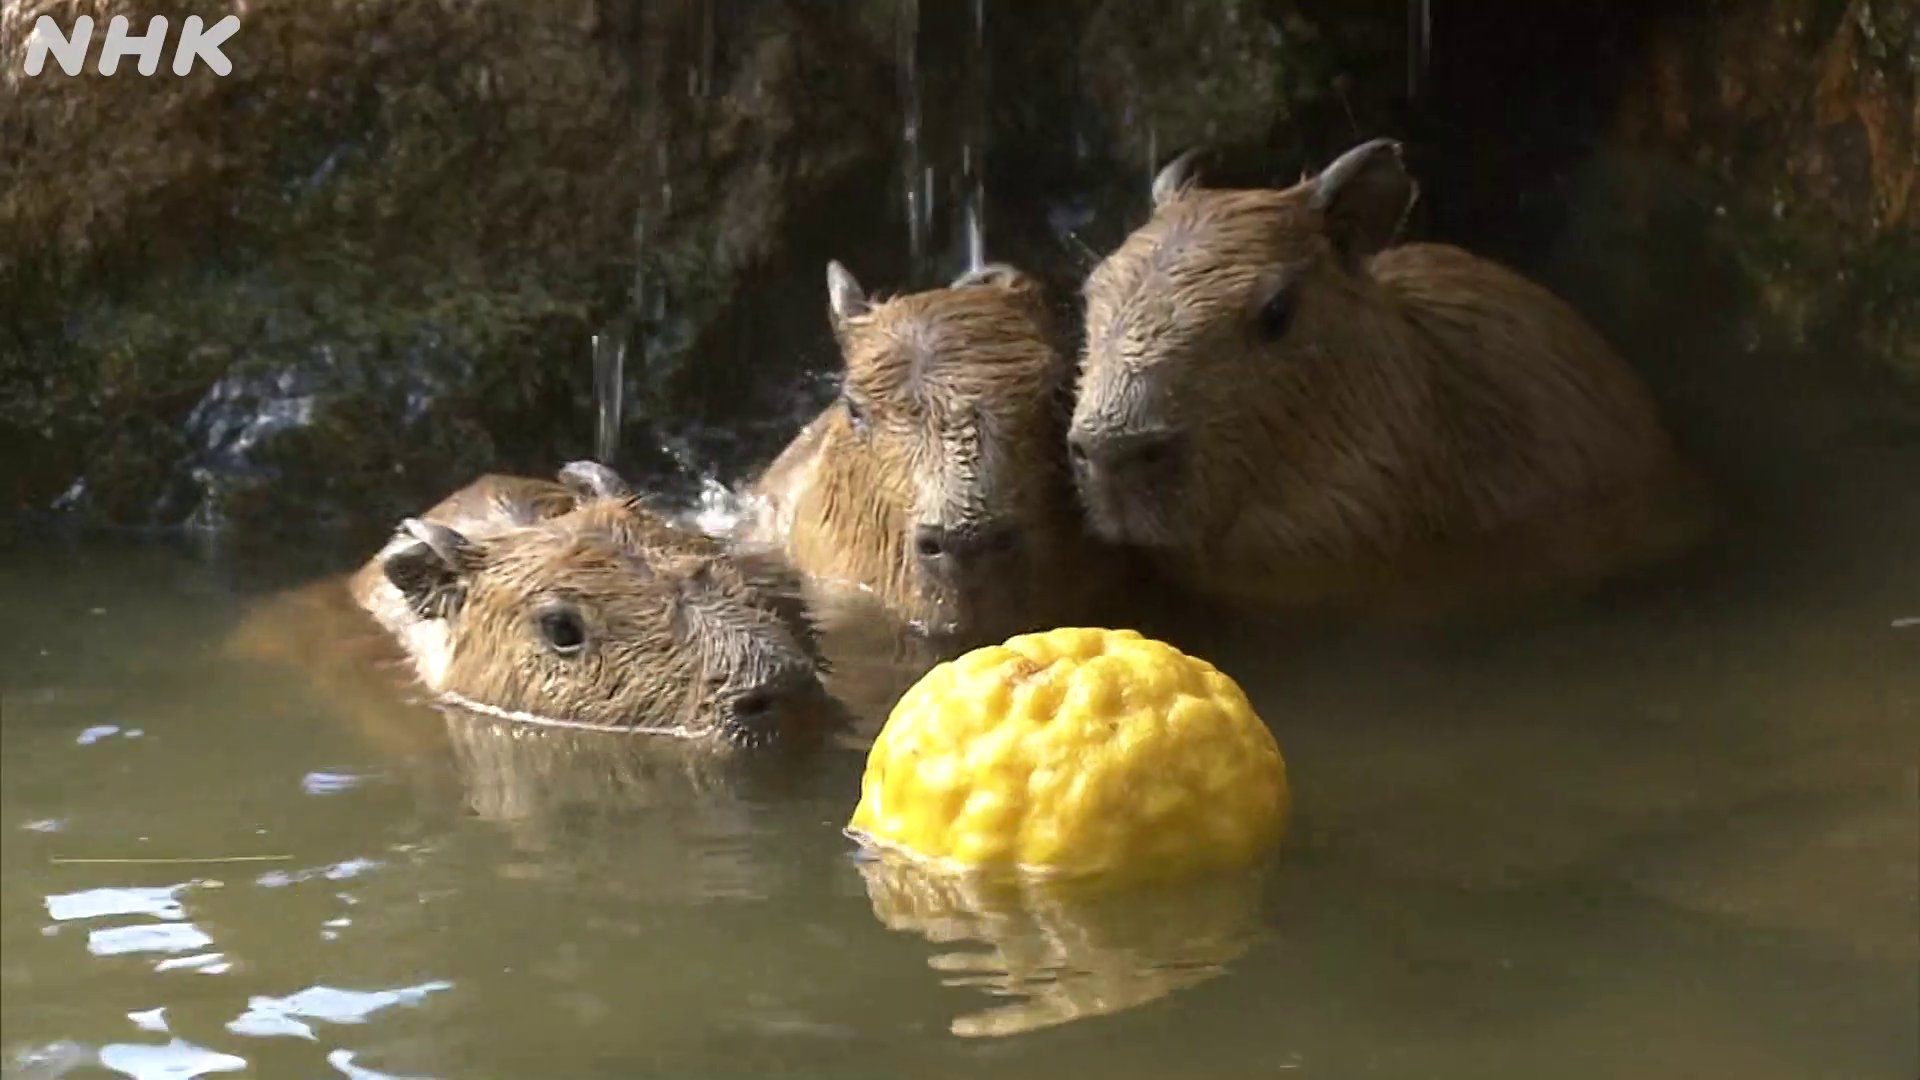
[1,0,900,539]
[1611,0,1918,390]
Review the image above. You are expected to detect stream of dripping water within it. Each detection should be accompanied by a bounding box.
[960,0,988,273]
[591,325,627,468]
[1408,0,1430,107]
[897,0,931,284]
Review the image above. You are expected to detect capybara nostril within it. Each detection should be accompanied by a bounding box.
[1071,427,1185,479]
[725,656,830,738]
[1067,434,1093,471]
[975,524,1019,557]
[731,689,774,721]
[914,525,949,561]
[914,523,1020,579]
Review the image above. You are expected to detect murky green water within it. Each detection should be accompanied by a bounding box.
[4,412,1917,1078]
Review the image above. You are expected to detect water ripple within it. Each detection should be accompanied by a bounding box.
[154,952,231,975]
[227,981,454,1042]
[97,1038,247,1078]
[302,770,374,797]
[327,1048,432,1079]
[88,923,215,958]
[46,884,190,922]
[256,857,381,889]
[74,724,143,745]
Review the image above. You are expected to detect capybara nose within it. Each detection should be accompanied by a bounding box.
[724,661,827,737]
[1068,426,1185,481]
[913,522,1020,580]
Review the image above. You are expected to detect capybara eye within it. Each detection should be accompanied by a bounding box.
[537,608,587,657]
[1256,285,1298,341]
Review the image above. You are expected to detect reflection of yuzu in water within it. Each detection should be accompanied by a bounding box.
[856,848,1265,1037]
[847,627,1289,880]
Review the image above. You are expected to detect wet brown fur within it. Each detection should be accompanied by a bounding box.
[1073,138,1711,618]
[751,263,1124,644]
[231,467,837,755]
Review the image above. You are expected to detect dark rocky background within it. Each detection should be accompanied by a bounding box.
[3,0,1913,559]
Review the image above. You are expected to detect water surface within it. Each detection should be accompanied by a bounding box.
[2,424,1916,1079]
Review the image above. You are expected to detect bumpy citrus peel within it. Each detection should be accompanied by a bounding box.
[847,627,1288,881]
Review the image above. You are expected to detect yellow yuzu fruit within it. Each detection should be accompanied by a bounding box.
[847,627,1288,880]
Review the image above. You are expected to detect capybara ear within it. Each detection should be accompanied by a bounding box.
[384,518,479,619]
[1307,137,1417,265]
[826,260,871,326]
[1150,146,1205,208]
[558,460,632,503]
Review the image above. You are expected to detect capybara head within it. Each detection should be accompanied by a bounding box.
[1069,137,1675,580]
[1070,138,1426,553]
[784,261,1082,638]
[373,462,837,752]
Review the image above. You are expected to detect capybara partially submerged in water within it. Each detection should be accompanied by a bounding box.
[748,262,1124,645]
[1069,137,1707,616]
[235,462,840,754]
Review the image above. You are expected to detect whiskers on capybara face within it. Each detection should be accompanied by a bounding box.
[373,466,836,753]
[778,263,1083,641]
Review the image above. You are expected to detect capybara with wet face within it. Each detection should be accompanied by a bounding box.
[349,461,838,751]
[1070,137,1705,615]
[749,262,1122,644]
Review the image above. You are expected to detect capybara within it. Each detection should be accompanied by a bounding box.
[1069,137,1708,616]
[748,262,1125,645]
[233,462,840,754]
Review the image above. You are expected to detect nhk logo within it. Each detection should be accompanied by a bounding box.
[22,14,240,77]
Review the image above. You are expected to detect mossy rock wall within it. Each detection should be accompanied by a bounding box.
[1,0,1406,547]
[1,0,904,540]
[10,1,1904,549]
[1609,0,1916,391]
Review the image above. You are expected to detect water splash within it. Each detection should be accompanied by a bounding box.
[897,0,930,283]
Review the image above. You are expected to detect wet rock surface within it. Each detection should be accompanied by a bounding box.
[2,1,1912,545]
[1610,0,1917,392]
[1,0,903,541]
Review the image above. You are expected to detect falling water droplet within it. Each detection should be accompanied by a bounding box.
[897,0,930,283]
[699,0,716,99]
[592,326,628,468]
[962,147,985,273]
[631,214,648,318]
[1407,0,1431,107]
[960,0,989,272]
[656,144,673,221]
